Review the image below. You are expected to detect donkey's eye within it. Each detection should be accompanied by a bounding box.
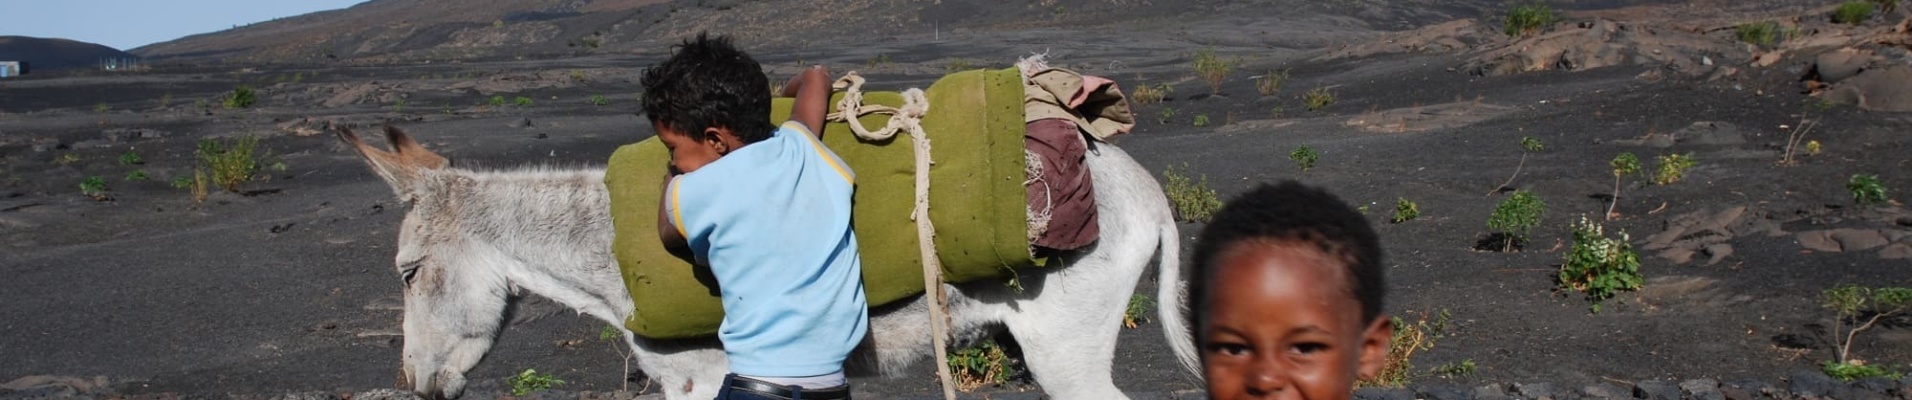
[399,264,421,286]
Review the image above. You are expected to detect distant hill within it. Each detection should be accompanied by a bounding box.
[127,0,1518,65]
[0,36,139,71]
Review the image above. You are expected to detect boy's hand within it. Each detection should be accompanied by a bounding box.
[783,66,831,139]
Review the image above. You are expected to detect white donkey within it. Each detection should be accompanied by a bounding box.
[338,126,1198,399]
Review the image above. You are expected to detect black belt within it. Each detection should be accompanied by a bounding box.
[725,374,851,400]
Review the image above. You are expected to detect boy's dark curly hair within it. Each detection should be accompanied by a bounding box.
[1188,180,1386,338]
[641,32,776,144]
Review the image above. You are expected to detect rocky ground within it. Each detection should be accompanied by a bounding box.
[4,0,1912,399]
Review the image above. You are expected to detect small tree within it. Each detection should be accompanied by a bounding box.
[1487,136,1544,196]
[1821,284,1912,380]
[1606,152,1640,220]
[1192,48,1235,96]
[1487,190,1546,251]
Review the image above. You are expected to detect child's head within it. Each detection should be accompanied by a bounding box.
[1189,181,1390,400]
[640,32,776,174]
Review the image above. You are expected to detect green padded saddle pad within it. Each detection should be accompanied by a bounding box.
[606,68,1030,339]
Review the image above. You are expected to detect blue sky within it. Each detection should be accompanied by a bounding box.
[0,0,367,51]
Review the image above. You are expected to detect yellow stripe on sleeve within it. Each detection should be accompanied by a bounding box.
[786,121,854,184]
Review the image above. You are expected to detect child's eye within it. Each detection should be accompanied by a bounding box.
[1206,343,1251,357]
[1290,342,1329,355]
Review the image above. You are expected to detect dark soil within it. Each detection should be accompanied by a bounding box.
[3,1,1910,399]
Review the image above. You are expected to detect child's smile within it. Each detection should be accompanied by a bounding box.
[1204,240,1389,400]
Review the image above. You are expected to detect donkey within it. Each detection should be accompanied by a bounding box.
[338,125,1198,399]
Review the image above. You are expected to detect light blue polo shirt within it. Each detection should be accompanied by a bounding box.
[664,121,869,377]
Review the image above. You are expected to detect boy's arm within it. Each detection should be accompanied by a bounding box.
[782,65,831,139]
[656,170,692,260]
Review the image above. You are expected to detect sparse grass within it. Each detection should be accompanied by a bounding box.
[1487,190,1545,251]
[1133,83,1171,105]
[391,99,407,113]
[1163,163,1222,223]
[95,103,108,113]
[125,170,149,181]
[1651,153,1696,185]
[118,150,143,165]
[196,135,273,193]
[1430,359,1477,378]
[158,93,172,109]
[508,368,565,396]
[1359,309,1450,388]
[1123,294,1154,329]
[949,339,1019,391]
[1606,152,1640,220]
[170,175,194,189]
[1289,145,1318,173]
[1391,198,1420,224]
[1192,114,1210,127]
[1158,107,1176,124]
[588,94,609,106]
[1846,174,1888,205]
[1303,87,1335,111]
[223,85,256,109]
[1504,1,1560,37]
[1821,284,1912,378]
[513,96,534,107]
[1255,69,1289,97]
[1835,1,1875,24]
[55,153,81,166]
[79,176,109,201]
[1191,48,1236,96]
[1735,21,1781,46]
[1559,216,1641,313]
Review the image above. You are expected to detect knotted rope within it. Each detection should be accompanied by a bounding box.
[827,72,956,400]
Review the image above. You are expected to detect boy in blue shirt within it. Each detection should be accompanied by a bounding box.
[643,33,868,400]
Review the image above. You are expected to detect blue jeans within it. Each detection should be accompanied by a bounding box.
[714,374,851,400]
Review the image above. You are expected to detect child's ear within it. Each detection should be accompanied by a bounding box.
[1354,314,1393,381]
[701,126,729,153]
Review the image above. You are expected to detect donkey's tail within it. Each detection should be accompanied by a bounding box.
[1155,213,1200,379]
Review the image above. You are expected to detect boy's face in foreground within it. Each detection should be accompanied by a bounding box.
[1204,241,1390,400]
[655,121,737,174]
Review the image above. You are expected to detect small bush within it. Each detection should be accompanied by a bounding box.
[1158,107,1176,124]
[1191,48,1235,96]
[95,103,109,113]
[1133,83,1171,105]
[1652,153,1696,185]
[1835,1,1875,24]
[196,135,272,193]
[223,85,256,109]
[513,96,534,107]
[125,170,149,181]
[1255,69,1289,97]
[79,176,109,201]
[1123,294,1154,329]
[1391,198,1420,224]
[588,94,608,106]
[488,95,507,107]
[508,368,564,396]
[1805,140,1823,155]
[1735,21,1781,46]
[118,150,143,165]
[1846,174,1888,205]
[1192,114,1210,127]
[1504,1,1560,37]
[1825,361,1901,381]
[949,339,1019,391]
[1559,216,1642,313]
[391,99,407,113]
[1290,145,1318,173]
[170,175,194,189]
[54,153,81,166]
[1163,164,1222,222]
[1821,284,1912,378]
[1487,190,1545,250]
[1430,359,1477,378]
[1359,309,1449,388]
[1303,87,1335,111]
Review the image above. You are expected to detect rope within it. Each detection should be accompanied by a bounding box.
[827,72,956,400]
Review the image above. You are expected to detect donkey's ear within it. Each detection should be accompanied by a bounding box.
[337,125,442,199]
[384,125,450,170]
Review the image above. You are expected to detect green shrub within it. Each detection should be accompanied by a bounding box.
[1652,153,1696,185]
[1846,174,1888,205]
[1559,216,1642,313]
[1835,1,1875,24]
[1825,361,1900,381]
[514,96,534,107]
[1123,294,1153,329]
[170,175,194,189]
[223,85,256,109]
[948,339,1019,391]
[1735,21,1781,46]
[391,99,407,113]
[1133,83,1171,105]
[79,176,108,200]
[1504,1,1560,37]
[1192,48,1236,96]
[1290,145,1318,173]
[95,103,109,113]
[1359,309,1449,388]
[1430,359,1477,378]
[1487,190,1545,250]
[1163,164,1222,222]
[508,368,564,396]
[1391,198,1420,224]
[588,94,609,106]
[196,135,272,193]
[125,170,149,181]
[1158,107,1176,124]
[1192,114,1210,127]
[1256,69,1290,97]
[1303,87,1335,111]
[488,95,507,107]
[118,150,143,165]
